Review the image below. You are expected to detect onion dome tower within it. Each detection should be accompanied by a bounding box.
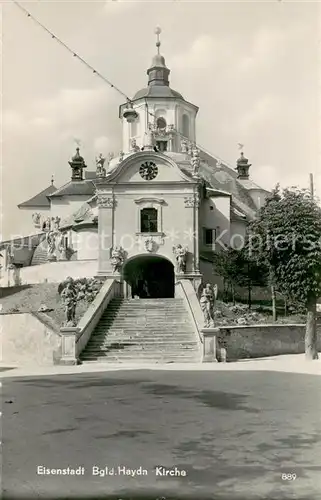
[69,147,87,181]
[236,152,251,180]
[146,27,170,87]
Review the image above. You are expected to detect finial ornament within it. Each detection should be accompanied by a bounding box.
[237,143,244,152]
[51,175,54,186]
[154,26,161,54]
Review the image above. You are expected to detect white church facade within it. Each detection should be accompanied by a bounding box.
[1,32,269,296]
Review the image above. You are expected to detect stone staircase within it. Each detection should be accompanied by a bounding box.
[80,297,202,364]
[31,240,48,266]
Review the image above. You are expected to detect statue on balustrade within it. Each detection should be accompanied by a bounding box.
[130,139,140,152]
[32,212,41,228]
[200,283,218,328]
[42,217,51,232]
[110,246,125,273]
[191,147,200,177]
[56,232,67,261]
[181,139,188,153]
[173,244,188,273]
[46,231,56,261]
[60,277,77,326]
[53,216,61,230]
[96,153,106,178]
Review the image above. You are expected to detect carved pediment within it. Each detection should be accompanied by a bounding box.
[104,151,194,184]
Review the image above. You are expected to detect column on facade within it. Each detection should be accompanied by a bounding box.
[184,192,200,272]
[194,191,200,271]
[97,193,115,274]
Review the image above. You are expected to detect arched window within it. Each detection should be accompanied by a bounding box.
[156,117,167,130]
[140,208,158,233]
[182,114,189,138]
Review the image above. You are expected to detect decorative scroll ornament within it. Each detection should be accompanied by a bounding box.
[199,283,218,328]
[110,246,125,273]
[97,195,115,208]
[172,244,188,273]
[184,193,200,208]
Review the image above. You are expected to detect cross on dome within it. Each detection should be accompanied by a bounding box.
[155,26,161,54]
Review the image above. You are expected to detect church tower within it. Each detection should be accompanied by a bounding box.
[119,28,199,153]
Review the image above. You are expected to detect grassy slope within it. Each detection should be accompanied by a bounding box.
[0,284,89,329]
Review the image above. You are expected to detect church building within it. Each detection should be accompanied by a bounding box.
[2,30,269,297]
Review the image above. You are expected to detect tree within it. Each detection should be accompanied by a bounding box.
[249,186,321,360]
[212,247,268,307]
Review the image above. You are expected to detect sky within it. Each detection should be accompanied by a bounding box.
[2,0,320,239]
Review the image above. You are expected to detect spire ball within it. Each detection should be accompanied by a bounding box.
[154,27,161,35]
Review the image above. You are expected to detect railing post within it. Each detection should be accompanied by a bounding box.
[202,328,219,362]
[59,327,80,365]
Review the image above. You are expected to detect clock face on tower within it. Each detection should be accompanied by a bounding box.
[139,161,158,180]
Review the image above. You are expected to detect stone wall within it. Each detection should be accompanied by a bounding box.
[1,313,61,367]
[0,260,97,286]
[217,324,321,360]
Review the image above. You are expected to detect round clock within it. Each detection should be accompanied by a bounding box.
[139,161,158,180]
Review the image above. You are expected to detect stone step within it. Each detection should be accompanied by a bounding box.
[81,352,201,360]
[86,340,199,347]
[80,296,200,364]
[81,356,201,363]
[92,329,195,340]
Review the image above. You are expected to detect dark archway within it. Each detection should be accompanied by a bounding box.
[123,255,175,298]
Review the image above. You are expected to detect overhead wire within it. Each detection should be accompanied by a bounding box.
[12,0,229,165]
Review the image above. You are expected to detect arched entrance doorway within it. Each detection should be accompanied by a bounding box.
[123,255,175,298]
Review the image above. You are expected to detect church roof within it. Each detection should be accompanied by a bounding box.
[18,184,57,208]
[133,86,184,100]
[198,150,259,218]
[49,180,96,198]
[60,195,98,230]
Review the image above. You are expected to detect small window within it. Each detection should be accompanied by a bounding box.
[156,117,167,130]
[204,228,216,246]
[182,114,190,138]
[141,208,158,233]
[131,116,139,137]
[156,140,167,152]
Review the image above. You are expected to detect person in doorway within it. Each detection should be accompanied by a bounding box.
[142,280,150,298]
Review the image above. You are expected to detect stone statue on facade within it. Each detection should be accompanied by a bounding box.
[130,139,140,152]
[60,277,77,326]
[53,216,61,231]
[119,151,125,162]
[32,212,41,228]
[181,139,188,153]
[173,244,188,273]
[42,217,51,232]
[95,153,106,178]
[56,233,67,261]
[200,283,218,328]
[110,246,125,273]
[191,147,200,177]
[46,231,56,261]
